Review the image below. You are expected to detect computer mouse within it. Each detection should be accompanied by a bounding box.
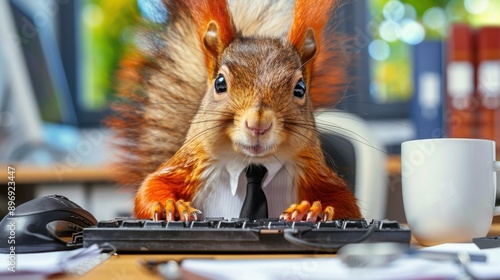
[0,194,97,253]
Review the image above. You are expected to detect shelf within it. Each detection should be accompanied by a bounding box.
[2,157,403,185]
[1,165,113,184]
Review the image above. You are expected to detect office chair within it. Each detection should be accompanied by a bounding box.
[316,110,387,221]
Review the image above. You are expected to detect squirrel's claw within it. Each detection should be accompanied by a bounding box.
[150,199,201,221]
[281,200,334,222]
[280,201,310,222]
[306,201,322,222]
[165,199,176,221]
[152,201,165,221]
[175,200,200,222]
[322,206,335,221]
[279,203,297,221]
[291,200,310,221]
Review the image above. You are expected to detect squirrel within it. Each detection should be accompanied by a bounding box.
[108,0,362,222]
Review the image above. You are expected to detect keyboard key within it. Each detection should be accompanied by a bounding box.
[144,221,165,228]
[165,221,185,228]
[205,217,225,221]
[97,220,120,228]
[122,220,144,228]
[261,218,280,223]
[242,221,260,228]
[217,221,238,228]
[267,221,287,229]
[292,221,314,229]
[317,220,342,229]
[190,221,211,228]
[343,219,367,229]
[231,218,249,222]
[379,220,400,229]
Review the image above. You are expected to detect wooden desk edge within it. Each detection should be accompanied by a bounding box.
[0,165,114,184]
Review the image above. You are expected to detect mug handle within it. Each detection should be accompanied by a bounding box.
[494,161,500,215]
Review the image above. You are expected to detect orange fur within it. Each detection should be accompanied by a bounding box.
[185,0,234,47]
[309,33,350,108]
[164,0,234,46]
[297,148,361,219]
[289,0,336,50]
[176,0,236,77]
[112,0,360,221]
[134,147,209,219]
[106,49,162,188]
[289,0,346,108]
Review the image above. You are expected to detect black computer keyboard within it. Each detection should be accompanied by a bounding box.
[83,218,411,253]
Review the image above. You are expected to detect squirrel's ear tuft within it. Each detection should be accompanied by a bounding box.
[289,0,347,109]
[184,0,235,78]
[299,28,317,66]
[289,0,336,65]
[203,21,226,75]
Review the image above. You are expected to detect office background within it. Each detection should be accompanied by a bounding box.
[1,0,499,221]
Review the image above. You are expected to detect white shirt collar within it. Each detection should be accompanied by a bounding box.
[225,161,284,196]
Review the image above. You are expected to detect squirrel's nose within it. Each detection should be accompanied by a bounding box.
[245,120,272,136]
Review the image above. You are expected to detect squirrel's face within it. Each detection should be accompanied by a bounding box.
[198,37,317,160]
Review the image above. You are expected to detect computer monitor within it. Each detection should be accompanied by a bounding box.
[0,0,78,163]
[0,0,45,162]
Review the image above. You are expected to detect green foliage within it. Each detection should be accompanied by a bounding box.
[81,0,141,110]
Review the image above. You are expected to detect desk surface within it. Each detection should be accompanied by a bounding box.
[0,165,113,184]
[48,223,500,280]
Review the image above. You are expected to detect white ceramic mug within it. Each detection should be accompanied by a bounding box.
[401,138,500,246]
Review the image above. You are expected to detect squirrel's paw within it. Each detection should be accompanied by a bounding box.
[151,199,201,222]
[279,201,335,222]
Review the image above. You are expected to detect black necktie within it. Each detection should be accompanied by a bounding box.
[240,164,268,220]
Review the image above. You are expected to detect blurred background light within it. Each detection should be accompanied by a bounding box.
[464,0,489,15]
[82,3,103,28]
[369,39,391,61]
[379,20,400,42]
[422,7,447,30]
[399,19,425,45]
[403,3,417,20]
[383,0,405,21]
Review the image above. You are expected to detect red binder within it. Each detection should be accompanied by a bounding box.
[477,26,500,151]
[446,23,476,139]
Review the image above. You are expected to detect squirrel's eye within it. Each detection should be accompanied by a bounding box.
[214,74,227,94]
[293,79,306,98]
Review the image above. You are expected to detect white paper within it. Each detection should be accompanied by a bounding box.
[421,243,500,278]
[0,244,102,276]
[181,243,500,280]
